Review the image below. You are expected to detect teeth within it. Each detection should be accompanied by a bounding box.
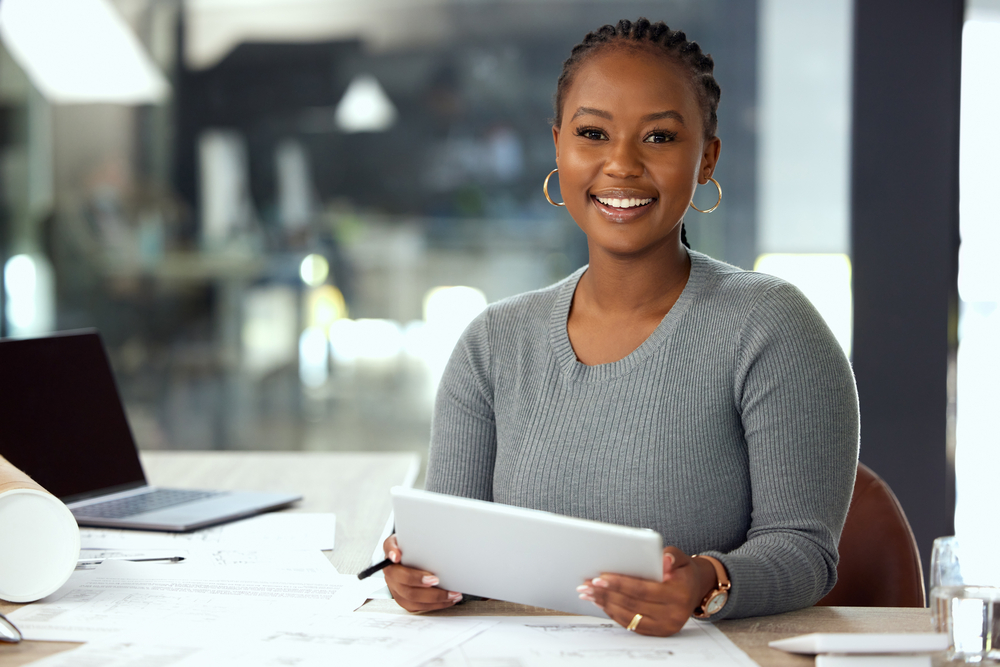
[596,196,653,209]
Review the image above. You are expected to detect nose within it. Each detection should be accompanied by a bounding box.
[603,138,644,179]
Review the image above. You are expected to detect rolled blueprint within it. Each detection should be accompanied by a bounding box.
[0,455,80,602]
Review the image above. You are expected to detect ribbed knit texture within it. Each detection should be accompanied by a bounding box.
[426,250,860,620]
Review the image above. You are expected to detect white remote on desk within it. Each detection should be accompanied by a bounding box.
[769,633,949,655]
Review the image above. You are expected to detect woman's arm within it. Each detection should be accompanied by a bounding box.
[425,312,498,500]
[708,280,860,619]
[581,281,858,626]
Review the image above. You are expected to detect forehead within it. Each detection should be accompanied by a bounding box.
[562,44,700,121]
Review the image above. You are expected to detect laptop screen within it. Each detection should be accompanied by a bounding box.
[0,330,147,503]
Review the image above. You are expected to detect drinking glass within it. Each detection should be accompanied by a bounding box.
[930,536,1000,663]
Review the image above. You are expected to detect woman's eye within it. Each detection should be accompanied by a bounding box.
[644,132,676,144]
[576,128,607,141]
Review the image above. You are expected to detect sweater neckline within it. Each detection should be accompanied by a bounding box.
[549,250,707,382]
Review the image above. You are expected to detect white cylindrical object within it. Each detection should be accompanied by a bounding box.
[0,458,80,603]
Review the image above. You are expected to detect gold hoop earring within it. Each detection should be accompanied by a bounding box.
[689,177,722,213]
[543,168,565,207]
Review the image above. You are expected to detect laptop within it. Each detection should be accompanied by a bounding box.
[0,330,301,531]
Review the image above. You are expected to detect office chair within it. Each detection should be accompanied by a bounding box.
[817,462,926,607]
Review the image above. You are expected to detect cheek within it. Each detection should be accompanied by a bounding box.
[556,152,600,217]
[655,163,700,204]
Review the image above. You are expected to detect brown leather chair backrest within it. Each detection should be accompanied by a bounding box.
[817,462,926,607]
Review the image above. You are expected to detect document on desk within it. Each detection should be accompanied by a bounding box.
[22,613,495,667]
[79,512,336,551]
[77,548,338,573]
[9,559,368,642]
[417,615,759,667]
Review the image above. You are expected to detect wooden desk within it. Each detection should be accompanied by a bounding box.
[0,452,938,667]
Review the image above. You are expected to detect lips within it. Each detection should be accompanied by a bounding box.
[590,192,657,223]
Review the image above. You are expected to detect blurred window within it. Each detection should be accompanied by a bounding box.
[0,0,853,457]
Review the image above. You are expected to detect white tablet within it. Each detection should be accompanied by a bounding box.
[391,487,663,617]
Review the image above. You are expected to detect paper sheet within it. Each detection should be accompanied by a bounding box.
[77,548,338,574]
[9,559,367,642]
[77,548,194,567]
[416,615,759,667]
[79,512,335,551]
[22,613,495,667]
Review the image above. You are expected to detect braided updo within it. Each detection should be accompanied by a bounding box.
[553,18,721,141]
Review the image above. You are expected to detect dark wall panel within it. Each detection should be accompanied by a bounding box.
[851,0,962,584]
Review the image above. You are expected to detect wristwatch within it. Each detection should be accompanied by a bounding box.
[692,555,731,619]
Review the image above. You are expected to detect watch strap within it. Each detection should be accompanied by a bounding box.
[692,554,731,618]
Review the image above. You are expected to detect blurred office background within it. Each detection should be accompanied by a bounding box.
[0,0,993,567]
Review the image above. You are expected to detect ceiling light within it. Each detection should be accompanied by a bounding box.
[0,0,169,104]
[334,74,397,133]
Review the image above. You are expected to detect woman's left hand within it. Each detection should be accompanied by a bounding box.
[576,547,719,637]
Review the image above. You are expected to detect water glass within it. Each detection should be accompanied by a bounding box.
[930,536,1000,663]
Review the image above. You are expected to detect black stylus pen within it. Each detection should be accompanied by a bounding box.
[357,557,393,580]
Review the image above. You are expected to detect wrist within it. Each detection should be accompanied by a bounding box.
[691,555,731,618]
[692,556,718,602]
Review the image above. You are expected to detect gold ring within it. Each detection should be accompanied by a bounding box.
[626,613,643,632]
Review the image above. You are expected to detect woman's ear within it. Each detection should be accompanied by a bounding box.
[552,125,561,164]
[699,137,722,184]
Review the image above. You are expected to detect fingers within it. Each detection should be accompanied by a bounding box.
[585,575,691,611]
[384,563,463,612]
[381,536,462,613]
[662,546,692,581]
[576,546,702,637]
[383,535,401,563]
[601,594,689,637]
[578,576,691,637]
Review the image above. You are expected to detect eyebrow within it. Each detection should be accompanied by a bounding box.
[570,107,686,125]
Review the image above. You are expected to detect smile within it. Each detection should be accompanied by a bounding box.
[593,196,654,209]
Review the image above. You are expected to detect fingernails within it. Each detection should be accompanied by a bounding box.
[575,584,590,593]
[447,591,463,602]
[421,575,440,586]
[592,577,609,588]
[578,593,596,602]
[664,553,675,569]
[389,551,399,564]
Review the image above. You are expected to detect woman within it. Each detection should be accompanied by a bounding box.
[383,18,859,637]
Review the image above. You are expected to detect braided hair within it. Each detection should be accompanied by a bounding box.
[553,19,721,250]
[554,18,721,139]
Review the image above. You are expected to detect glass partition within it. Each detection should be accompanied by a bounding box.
[0,0,852,456]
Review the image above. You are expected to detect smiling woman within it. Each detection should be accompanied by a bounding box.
[382,18,860,638]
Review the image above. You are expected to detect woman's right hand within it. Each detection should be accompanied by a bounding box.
[382,535,463,612]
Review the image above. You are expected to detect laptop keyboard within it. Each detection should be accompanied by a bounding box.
[74,489,223,519]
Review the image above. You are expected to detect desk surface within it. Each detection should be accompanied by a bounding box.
[0,452,936,667]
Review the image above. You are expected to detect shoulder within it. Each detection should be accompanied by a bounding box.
[686,251,842,359]
[691,251,799,309]
[452,267,581,367]
[686,251,818,331]
[479,267,582,328]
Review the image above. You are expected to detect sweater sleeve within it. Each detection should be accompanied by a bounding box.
[704,281,860,620]
[425,310,498,501]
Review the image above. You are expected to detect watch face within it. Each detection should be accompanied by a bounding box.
[705,591,728,615]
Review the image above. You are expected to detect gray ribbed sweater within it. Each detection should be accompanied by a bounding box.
[426,250,859,620]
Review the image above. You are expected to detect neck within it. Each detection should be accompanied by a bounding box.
[578,240,691,317]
